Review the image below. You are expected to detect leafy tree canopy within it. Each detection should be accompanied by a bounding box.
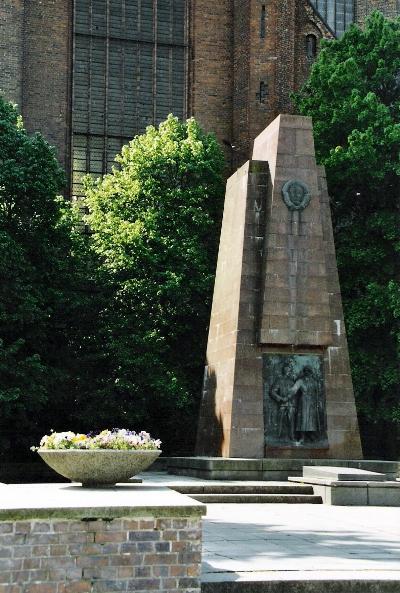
[293,12,400,432]
[0,97,80,457]
[82,115,225,452]
[0,107,224,461]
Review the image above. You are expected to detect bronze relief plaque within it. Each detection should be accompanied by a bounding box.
[263,354,328,449]
[282,179,311,211]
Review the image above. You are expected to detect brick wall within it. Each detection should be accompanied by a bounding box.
[189,0,233,164]
[0,516,202,593]
[0,0,24,106]
[231,0,298,164]
[193,0,336,168]
[229,0,330,165]
[246,0,281,161]
[232,0,251,165]
[274,0,297,116]
[355,0,400,23]
[22,0,72,172]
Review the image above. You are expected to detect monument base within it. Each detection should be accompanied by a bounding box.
[167,457,400,482]
[265,446,330,459]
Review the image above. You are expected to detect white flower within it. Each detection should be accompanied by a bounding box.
[33,428,161,450]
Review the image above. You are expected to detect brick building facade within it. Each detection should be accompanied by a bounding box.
[0,0,72,172]
[355,0,400,24]
[0,0,398,191]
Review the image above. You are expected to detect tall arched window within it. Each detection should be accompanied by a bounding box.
[306,34,317,61]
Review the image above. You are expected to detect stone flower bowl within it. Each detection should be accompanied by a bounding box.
[38,449,161,487]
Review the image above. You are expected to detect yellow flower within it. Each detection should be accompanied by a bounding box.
[72,434,87,443]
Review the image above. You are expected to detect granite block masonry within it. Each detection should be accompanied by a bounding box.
[196,114,362,460]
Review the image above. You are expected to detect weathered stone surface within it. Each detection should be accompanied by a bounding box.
[303,466,387,482]
[253,116,332,347]
[196,114,362,460]
[195,159,268,458]
[368,483,400,507]
[0,483,205,521]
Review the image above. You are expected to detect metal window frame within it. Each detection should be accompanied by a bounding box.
[310,0,355,37]
[71,0,189,200]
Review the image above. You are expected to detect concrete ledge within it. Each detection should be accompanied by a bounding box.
[289,477,400,506]
[0,483,206,520]
[368,482,400,506]
[303,465,388,481]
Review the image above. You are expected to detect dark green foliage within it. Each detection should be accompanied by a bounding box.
[0,98,82,458]
[293,12,400,435]
[80,115,225,453]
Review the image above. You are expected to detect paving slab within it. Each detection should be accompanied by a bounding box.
[141,472,400,589]
[201,503,400,590]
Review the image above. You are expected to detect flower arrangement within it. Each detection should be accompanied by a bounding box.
[32,429,161,451]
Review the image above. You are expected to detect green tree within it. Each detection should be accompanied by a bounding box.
[0,98,89,460]
[293,12,400,454]
[82,115,225,453]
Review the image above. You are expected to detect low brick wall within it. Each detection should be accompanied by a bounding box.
[0,516,201,593]
[0,483,205,593]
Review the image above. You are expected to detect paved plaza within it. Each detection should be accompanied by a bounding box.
[202,503,400,585]
[141,472,400,587]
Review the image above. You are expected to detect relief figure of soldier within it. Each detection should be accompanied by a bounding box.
[290,365,320,444]
[270,361,296,441]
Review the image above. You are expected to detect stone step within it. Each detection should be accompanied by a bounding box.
[186,493,323,504]
[166,457,400,482]
[172,484,315,495]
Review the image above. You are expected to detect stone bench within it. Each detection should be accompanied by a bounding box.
[289,466,400,506]
[0,482,206,592]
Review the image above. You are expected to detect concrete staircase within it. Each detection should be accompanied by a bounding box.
[171,482,322,504]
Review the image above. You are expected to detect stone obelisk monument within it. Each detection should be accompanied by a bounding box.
[196,114,362,459]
